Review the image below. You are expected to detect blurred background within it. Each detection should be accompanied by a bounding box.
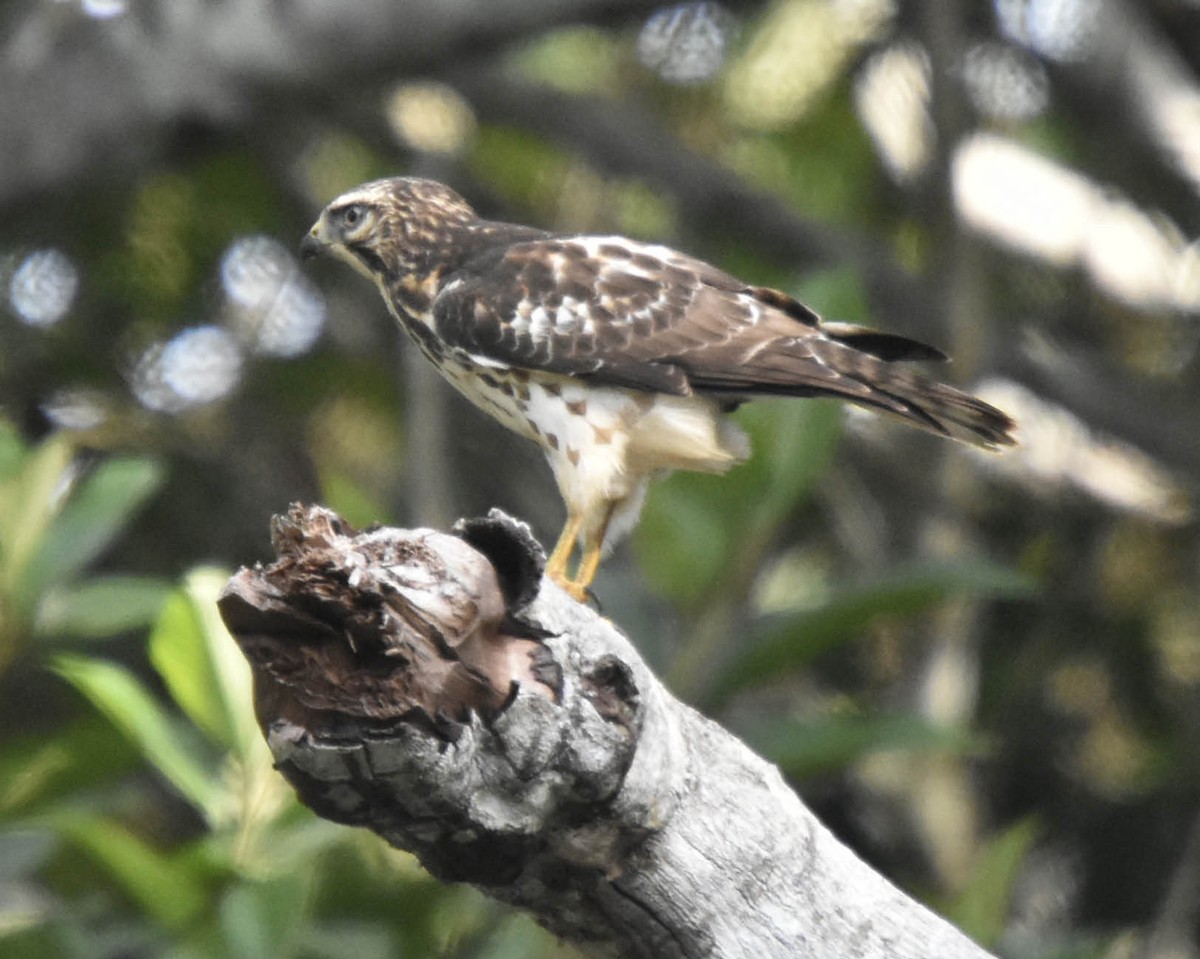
[0,0,1198,956]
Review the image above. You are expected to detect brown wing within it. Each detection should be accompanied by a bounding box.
[432,235,1015,447]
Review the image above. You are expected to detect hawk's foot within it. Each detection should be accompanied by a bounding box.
[547,569,591,604]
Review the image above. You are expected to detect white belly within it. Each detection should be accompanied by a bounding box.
[429,346,750,548]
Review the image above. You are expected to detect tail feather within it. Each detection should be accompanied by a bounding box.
[801,334,1017,449]
[822,323,949,363]
[696,337,1017,449]
[850,373,1017,449]
[682,306,1018,447]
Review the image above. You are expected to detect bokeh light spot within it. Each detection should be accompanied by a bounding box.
[221,235,325,358]
[9,249,79,328]
[386,82,477,156]
[994,0,1096,62]
[854,42,933,182]
[298,134,381,207]
[962,42,1049,120]
[638,2,733,85]
[81,0,128,19]
[973,377,1191,525]
[133,326,244,413]
[723,0,893,129]
[41,388,109,432]
[954,134,1200,312]
[516,27,621,95]
[953,134,1094,264]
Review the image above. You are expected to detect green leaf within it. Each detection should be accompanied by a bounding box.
[738,398,842,540]
[948,817,1040,947]
[218,872,312,959]
[35,575,173,640]
[790,266,872,325]
[21,456,164,599]
[466,912,558,959]
[0,418,27,482]
[53,654,221,819]
[742,713,978,779]
[0,434,74,606]
[636,400,842,605]
[633,471,733,602]
[149,569,258,762]
[707,559,1037,705]
[56,814,208,930]
[0,720,140,816]
[300,922,397,959]
[148,585,228,749]
[193,815,341,881]
[0,829,57,882]
[319,470,392,531]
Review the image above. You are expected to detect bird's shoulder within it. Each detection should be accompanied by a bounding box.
[450,232,741,294]
[432,232,725,393]
[438,231,823,336]
[435,229,951,370]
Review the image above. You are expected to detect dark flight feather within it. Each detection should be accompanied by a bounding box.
[431,235,1015,448]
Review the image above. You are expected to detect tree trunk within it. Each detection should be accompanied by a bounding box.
[217,504,994,959]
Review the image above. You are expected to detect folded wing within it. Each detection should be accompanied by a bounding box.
[432,235,1015,448]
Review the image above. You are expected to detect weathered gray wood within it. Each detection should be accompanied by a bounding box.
[219,505,994,959]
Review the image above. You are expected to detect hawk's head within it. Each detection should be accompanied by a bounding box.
[300,177,478,285]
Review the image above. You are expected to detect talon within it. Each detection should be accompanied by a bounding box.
[535,505,617,604]
[564,581,591,603]
[546,567,589,603]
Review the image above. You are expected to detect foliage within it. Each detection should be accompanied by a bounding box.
[3,1,1200,956]
[707,557,1036,707]
[4,559,564,958]
[948,818,1041,949]
[0,423,169,669]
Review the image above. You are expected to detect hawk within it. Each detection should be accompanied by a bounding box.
[301,178,1015,601]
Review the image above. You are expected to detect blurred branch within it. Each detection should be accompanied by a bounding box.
[1140,811,1200,959]
[398,342,457,530]
[444,61,943,342]
[891,3,987,891]
[446,63,1200,487]
[1002,333,1200,481]
[0,0,738,207]
[1055,0,1200,207]
[218,505,995,959]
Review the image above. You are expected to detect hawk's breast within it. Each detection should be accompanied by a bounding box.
[432,347,630,461]
[390,271,747,513]
[427,341,747,513]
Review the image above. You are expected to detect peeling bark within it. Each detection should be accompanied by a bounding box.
[218,505,994,959]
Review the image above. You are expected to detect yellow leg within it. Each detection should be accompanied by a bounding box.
[545,512,583,587]
[565,502,616,601]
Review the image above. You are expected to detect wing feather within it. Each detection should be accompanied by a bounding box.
[430,235,1015,447]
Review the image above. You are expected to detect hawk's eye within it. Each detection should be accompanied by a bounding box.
[341,204,367,230]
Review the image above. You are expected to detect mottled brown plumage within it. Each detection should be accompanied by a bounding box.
[301,178,1016,598]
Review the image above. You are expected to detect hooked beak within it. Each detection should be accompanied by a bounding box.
[299,221,328,260]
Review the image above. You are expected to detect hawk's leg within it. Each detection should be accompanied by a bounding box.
[566,501,616,602]
[545,513,584,591]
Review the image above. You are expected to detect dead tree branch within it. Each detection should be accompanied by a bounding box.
[218,504,994,959]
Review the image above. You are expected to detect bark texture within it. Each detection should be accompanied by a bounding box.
[218,504,994,959]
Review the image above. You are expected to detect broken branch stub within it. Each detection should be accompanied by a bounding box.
[218,504,994,959]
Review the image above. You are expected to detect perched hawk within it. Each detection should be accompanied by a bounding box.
[301,178,1015,600]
